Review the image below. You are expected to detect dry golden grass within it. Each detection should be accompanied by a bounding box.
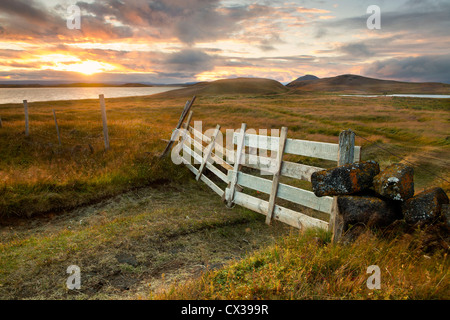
[0,88,448,300]
[0,91,448,217]
[155,226,449,300]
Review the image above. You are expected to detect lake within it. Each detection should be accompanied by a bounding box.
[0,86,184,104]
[341,94,450,99]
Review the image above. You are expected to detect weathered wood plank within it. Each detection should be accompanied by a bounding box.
[240,153,324,181]
[188,126,230,166]
[233,131,277,151]
[241,153,274,173]
[182,156,199,175]
[234,132,361,163]
[330,129,356,243]
[196,124,221,181]
[229,190,328,230]
[354,146,361,163]
[200,172,225,197]
[226,123,246,207]
[182,144,228,183]
[233,132,343,161]
[23,100,29,136]
[180,154,224,197]
[184,133,233,171]
[337,129,356,165]
[161,96,196,158]
[266,126,288,225]
[285,138,339,161]
[172,111,194,164]
[99,94,110,150]
[281,161,324,181]
[52,109,62,146]
[234,171,333,213]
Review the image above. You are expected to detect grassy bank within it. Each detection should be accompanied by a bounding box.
[0,179,292,299]
[155,226,449,300]
[0,96,190,218]
[0,91,448,299]
[0,92,448,218]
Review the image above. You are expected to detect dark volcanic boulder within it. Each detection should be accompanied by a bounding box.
[338,195,402,230]
[311,161,380,197]
[373,163,414,201]
[403,187,449,225]
[442,204,450,228]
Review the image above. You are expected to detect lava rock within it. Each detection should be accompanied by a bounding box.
[338,195,402,230]
[311,161,380,197]
[442,204,450,228]
[403,187,449,225]
[373,163,414,201]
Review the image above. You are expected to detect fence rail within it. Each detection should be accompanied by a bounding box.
[165,98,360,239]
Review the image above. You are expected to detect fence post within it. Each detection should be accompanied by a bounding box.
[226,123,247,208]
[52,109,62,146]
[99,94,110,150]
[23,100,29,136]
[265,126,288,225]
[161,96,196,158]
[330,129,356,242]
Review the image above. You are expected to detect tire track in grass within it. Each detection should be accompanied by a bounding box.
[0,181,293,299]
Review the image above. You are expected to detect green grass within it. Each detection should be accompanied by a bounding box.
[0,180,292,299]
[0,91,448,300]
[155,227,449,300]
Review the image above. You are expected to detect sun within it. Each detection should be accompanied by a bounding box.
[61,60,116,75]
[43,56,117,75]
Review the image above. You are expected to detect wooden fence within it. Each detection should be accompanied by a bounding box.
[166,103,361,240]
[2,97,113,150]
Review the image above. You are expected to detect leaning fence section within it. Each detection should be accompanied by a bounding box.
[165,103,361,237]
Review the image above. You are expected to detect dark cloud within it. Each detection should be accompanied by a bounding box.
[316,1,450,38]
[0,0,53,25]
[0,0,66,40]
[362,55,450,84]
[164,48,215,74]
[0,0,134,41]
[1,0,448,84]
[73,0,272,44]
[339,43,374,58]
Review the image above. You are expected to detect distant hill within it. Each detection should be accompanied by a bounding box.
[287,74,450,94]
[290,74,319,82]
[155,77,289,98]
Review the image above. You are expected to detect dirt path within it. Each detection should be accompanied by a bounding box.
[0,180,293,299]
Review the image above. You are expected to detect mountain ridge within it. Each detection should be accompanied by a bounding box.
[286,74,450,94]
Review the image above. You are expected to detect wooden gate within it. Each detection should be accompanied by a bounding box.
[163,98,361,239]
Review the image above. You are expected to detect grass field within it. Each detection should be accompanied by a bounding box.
[0,86,449,299]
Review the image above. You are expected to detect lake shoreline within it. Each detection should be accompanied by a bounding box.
[0,86,184,105]
[341,94,450,99]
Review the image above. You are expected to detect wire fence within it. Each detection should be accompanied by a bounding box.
[2,99,449,185]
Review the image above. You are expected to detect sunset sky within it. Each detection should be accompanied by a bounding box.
[1,0,449,84]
